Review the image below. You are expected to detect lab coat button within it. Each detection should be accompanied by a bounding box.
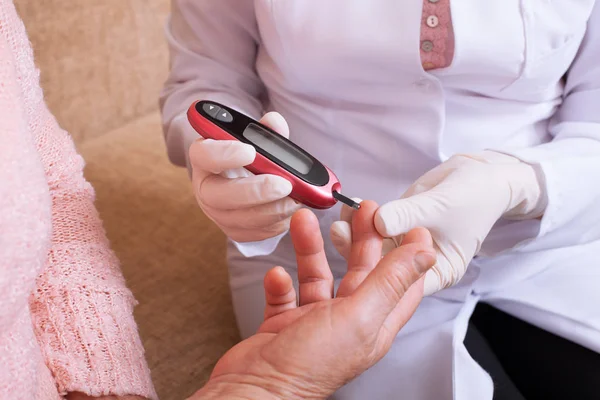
[216,109,234,123]
[426,15,439,28]
[202,103,221,118]
[421,40,434,52]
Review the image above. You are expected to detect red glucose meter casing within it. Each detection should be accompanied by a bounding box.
[187,101,341,209]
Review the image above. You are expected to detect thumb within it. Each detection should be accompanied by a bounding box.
[375,193,444,237]
[349,241,436,327]
[259,112,290,139]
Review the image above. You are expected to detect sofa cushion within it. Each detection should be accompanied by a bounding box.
[79,112,240,400]
[15,0,170,144]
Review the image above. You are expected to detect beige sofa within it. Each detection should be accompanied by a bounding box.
[15,1,239,399]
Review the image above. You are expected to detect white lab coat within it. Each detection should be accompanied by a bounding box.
[160,1,600,399]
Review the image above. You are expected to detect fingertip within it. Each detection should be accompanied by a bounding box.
[263,266,279,287]
[265,174,294,197]
[330,220,352,241]
[264,266,293,297]
[350,200,379,232]
[291,208,318,231]
[356,199,379,216]
[374,203,404,237]
[190,138,257,171]
[290,208,328,268]
[230,140,257,165]
[374,207,391,236]
[290,208,322,249]
[188,137,205,160]
[260,112,290,138]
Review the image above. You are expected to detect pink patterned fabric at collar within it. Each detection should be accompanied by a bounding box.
[420,0,455,70]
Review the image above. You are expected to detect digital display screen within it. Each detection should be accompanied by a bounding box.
[243,123,313,174]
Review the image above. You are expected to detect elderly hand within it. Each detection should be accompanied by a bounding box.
[191,201,436,400]
[189,112,301,243]
[331,151,546,296]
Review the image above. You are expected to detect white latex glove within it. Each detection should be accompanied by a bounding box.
[189,112,301,243]
[331,151,546,296]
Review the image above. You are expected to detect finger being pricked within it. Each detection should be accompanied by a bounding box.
[290,209,334,306]
[336,200,383,297]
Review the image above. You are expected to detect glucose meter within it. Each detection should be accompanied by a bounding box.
[187,100,360,210]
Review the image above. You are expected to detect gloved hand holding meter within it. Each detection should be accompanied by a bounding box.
[188,100,360,211]
[187,100,545,296]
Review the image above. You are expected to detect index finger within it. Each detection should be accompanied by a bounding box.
[189,138,256,174]
[336,200,382,297]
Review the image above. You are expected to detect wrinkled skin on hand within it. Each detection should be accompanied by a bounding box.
[193,201,436,400]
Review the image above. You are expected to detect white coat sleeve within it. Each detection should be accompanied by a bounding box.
[497,3,600,251]
[159,1,287,258]
[159,0,265,168]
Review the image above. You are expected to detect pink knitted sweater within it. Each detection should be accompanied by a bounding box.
[0,2,156,399]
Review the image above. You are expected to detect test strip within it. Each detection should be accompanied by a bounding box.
[332,191,361,210]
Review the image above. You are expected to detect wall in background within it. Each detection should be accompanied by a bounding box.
[15,0,171,145]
